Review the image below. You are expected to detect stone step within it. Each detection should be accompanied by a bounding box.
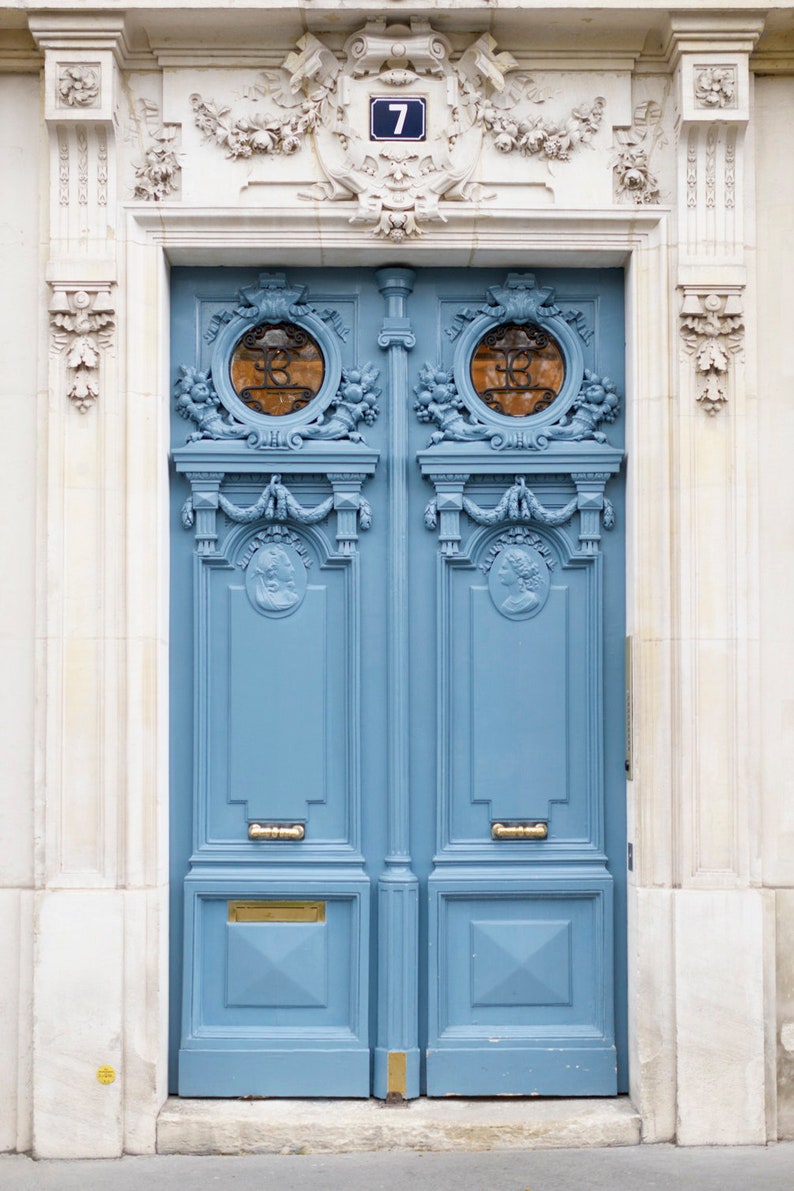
[157,1096,641,1155]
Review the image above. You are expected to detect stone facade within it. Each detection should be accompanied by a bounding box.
[1,1,794,1157]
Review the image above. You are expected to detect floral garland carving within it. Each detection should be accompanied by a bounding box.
[189,21,607,241]
[613,100,664,206]
[133,101,181,201]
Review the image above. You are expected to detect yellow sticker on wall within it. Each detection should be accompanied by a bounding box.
[96,1066,116,1085]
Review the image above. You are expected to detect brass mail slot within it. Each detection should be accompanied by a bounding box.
[228,900,326,923]
[491,821,548,840]
[248,822,305,841]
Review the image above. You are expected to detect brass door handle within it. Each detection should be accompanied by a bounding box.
[248,823,305,841]
[491,821,548,840]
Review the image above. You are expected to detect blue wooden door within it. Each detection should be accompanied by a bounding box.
[169,267,626,1098]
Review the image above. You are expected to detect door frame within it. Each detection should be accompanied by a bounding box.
[122,201,675,1135]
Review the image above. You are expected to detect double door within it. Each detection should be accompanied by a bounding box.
[169,266,626,1098]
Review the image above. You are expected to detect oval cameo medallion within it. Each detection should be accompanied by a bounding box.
[245,542,307,617]
[488,544,550,620]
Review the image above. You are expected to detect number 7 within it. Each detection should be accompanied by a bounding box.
[388,103,408,136]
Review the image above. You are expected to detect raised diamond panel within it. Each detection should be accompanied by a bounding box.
[470,919,572,1007]
[226,922,328,1008]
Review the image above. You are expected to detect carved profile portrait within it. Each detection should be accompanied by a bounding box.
[245,543,307,616]
[488,544,550,620]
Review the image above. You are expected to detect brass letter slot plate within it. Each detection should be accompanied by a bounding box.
[491,821,548,840]
[228,900,326,923]
[248,822,305,841]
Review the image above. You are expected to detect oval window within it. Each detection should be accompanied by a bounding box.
[229,322,325,417]
[470,323,566,418]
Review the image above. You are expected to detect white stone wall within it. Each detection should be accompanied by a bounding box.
[1,3,793,1158]
[0,71,39,1155]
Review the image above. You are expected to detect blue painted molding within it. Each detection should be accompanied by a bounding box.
[373,266,420,1100]
[174,358,382,450]
[419,454,623,557]
[414,362,621,450]
[174,444,379,556]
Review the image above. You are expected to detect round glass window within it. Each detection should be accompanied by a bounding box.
[229,322,325,417]
[470,323,566,417]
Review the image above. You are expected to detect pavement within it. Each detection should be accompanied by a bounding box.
[1,1144,794,1190]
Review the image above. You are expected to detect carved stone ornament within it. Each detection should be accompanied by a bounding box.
[57,64,100,108]
[191,20,606,240]
[680,290,744,415]
[50,285,115,413]
[612,100,664,206]
[133,100,181,201]
[694,66,737,110]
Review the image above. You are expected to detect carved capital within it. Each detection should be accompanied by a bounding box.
[679,287,744,416]
[49,283,116,413]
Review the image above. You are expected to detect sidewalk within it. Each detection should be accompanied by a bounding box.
[2,1144,793,1191]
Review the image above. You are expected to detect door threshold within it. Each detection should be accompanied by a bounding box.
[157,1095,640,1154]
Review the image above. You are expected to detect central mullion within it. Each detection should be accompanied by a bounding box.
[373,267,420,1100]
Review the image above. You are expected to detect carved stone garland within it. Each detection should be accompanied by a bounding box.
[190,19,606,241]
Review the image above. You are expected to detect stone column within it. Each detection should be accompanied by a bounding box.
[664,14,769,1146]
[28,14,164,1159]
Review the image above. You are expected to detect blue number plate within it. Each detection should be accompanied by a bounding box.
[370,97,426,142]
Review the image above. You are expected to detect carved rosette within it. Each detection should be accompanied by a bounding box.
[49,285,116,413]
[190,19,607,241]
[679,289,744,416]
[57,64,100,108]
[694,66,737,110]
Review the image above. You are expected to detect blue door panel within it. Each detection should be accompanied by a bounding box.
[179,876,370,1097]
[170,266,626,1098]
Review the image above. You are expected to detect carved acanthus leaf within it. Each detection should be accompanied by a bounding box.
[50,286,115,413]
[680,290,744,416]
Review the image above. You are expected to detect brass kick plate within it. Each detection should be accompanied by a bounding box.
[387,1051,407,1098]
[228,900,326,923]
